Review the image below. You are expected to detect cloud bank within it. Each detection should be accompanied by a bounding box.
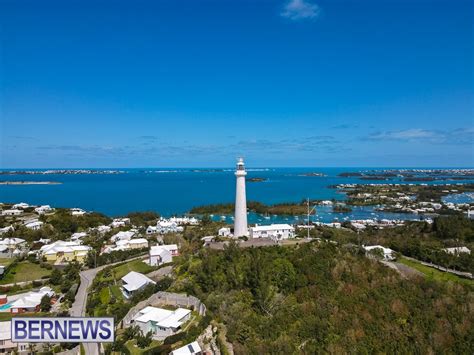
[281,0,320,21]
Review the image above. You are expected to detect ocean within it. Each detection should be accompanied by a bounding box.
[1,168,473,223]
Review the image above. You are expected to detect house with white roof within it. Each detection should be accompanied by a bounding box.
[156,220,184,234]
[443,246,471,255]
[169,217,199,226]
[35,205,54,214]
[0,238,25,258]
[96,225,112,234]
[132,306,191,340]
[111,230,136,243]
[25,221,44,230]
[146,226,159,235]
[110,218,131,228]
[71,232,88,241]
[102,238,149,254]
[121,271,156,299]
[0,225,14,235]
[170,341,202,355]
[1,209,22,216]
[12,203,30,209]
[249,224,295,240]
[0,238,26,249]
[10,287,55,314]
[149,245,179,266]
[70,208,86,216]
[363,245,395,261]
[0,321,29,353]
[39,240,91,263]
[218,227,232,237]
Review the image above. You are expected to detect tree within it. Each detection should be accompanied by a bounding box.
[40,295,52,312]
[137,331,153,348]
[123,325,140,340]
[49,268,62,285]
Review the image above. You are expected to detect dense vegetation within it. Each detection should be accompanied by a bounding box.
[359,217,474,273]
[174,243,473,354]
[190,201,308,215]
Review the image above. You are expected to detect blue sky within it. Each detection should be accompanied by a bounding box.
[0,0,473,168]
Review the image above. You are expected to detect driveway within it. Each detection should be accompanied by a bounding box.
[69,254,148,355]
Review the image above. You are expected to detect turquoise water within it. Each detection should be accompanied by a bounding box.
[0,168,472,219]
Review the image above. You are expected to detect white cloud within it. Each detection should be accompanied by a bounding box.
[366,128,474,145]
[281,0,320,21]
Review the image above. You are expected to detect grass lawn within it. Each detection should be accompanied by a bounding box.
[0,261,51,285]
[99,287,111,304]
[0,312,49,322]
[109,285,123,300]
[398,257,473,286]
[124,339,161,355]
[0,258,14,267]
[111,259,156,280]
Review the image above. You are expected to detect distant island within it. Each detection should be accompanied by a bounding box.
[0,169,123,175]
[299,172,326,177]
[0,181,62,185]
[247,177,268,182]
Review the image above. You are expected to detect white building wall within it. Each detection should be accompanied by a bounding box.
[234,158,248,237]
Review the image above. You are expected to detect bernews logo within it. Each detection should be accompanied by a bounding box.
[12,317,114,343]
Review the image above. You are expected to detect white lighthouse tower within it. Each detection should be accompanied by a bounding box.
[234,157,248,237]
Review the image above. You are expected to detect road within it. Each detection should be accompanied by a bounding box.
[70,254,147,355]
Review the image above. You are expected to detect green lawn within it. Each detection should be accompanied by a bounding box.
[0,261,51,285]
[0,258,14,267]
[109,285,123,300]
[99,287,111,305]
[111,259,156,280]
[0,312,49,322]
[124,339,161,355]
[398,257,473,286]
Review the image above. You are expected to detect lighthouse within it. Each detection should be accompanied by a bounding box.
[234,157,248,237]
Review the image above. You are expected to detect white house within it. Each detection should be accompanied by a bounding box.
[111,230,136,243]
[0,246,10,258]
[71,232,88,241]
[0,238,26,249]
[443,246,471,255]
[169,217,199,226]
[96,225,112,234]
[0,225,14,235]
[35,205,54,214]
[0,321,29,353]
[1,209,22,216]
[146,226,159,235]
[103,238,149,254]
[12,202,30,209]
[110,218,131,228]
[39,240,91,263]
[117,238,149,250]
[70,208,86,216]
[10,287,55,314]
[218,227,232,237]
[249,224,295,241]
[363,245,395,261]
[132,306,191,340]
[121,271,156,299]
[155,220,184,234]
[25,221,44,230]
[149,244,178,266]
[170,341,202,355]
